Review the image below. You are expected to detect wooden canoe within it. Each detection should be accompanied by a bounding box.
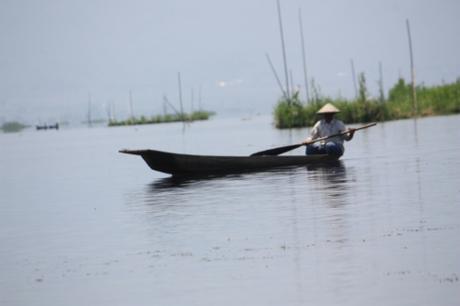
[119,149,339,177]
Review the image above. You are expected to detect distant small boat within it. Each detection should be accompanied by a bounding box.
[36,123,59,130]
[119,149,338,177]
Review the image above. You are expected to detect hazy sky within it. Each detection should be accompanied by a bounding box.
[1,0,459,123]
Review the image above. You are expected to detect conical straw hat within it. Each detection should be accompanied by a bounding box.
[317,103,340,114]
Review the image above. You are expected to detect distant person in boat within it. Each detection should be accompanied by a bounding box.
[305,103,355,157]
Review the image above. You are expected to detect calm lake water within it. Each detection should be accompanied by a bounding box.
[1,114,459,306]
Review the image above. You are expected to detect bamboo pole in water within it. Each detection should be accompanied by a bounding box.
[106,100,112,122]
[177,72,184,119]
[198,85,202,110]
[298,8,310,104]
[406,19,418,116]
[378,61,385,103]
[265,53,287,99]
[129,90,134,119]
[289,70,295,95]
[190,88,194,113]
[111,102,116,122]
[276,0,290,101]
[350,59,358,99]
[163,95,181,117]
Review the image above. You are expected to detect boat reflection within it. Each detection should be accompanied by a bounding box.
[149,173,244,190]
[305,160,349,204]
[305,159,344,173]
[149,161,345,191]
[305,160,347,189]
[302,160,351,245]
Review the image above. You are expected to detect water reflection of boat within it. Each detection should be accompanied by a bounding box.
[305,159,344,172]
[150,172,247,189]
[307,161,348,197]
[120,149,338,177]
[36,123,59,130]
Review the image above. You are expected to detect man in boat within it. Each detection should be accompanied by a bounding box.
[305,103,355,157]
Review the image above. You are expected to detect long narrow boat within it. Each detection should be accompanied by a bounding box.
[119,149,339,177]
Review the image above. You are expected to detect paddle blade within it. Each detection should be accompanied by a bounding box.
[250,143,303,156]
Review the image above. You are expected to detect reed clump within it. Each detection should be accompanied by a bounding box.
[1,121,27,133]
[274,77,460,128]
[108,110,215,127]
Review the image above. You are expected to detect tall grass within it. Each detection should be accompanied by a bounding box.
[274,77,460,128]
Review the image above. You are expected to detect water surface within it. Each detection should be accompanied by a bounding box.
[1,115,459,306]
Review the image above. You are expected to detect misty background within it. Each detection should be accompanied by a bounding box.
[1,0,459,124]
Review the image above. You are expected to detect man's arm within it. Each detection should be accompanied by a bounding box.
[344,128,355,141]
[305,122,320,142]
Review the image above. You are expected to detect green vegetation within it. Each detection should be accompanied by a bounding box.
[274,77,460,128]
[82,118,106,125]
[108,110,215,127]
[1,121,27,133]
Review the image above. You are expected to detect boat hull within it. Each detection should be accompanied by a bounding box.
[120,149,339,176]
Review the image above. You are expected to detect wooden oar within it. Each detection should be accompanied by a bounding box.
[250,122,376,156]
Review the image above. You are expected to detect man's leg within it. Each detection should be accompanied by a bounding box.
[306,143,326,155]
[324,142,344,157]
